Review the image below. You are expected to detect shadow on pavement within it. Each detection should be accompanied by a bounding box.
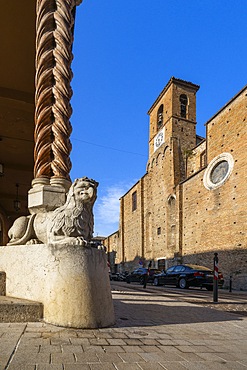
[112,292,244,328]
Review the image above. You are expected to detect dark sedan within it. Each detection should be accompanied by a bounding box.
[126,267,161,284]
[153,264,224,290]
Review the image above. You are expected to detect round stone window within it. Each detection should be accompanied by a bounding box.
[203,153,234,190]
[210,160,229,184]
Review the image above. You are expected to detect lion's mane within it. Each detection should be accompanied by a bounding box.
[49,177,98,241]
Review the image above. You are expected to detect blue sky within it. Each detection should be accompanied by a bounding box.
[70,0,246,237]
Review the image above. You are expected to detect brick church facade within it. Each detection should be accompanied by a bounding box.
[104,77,247,290]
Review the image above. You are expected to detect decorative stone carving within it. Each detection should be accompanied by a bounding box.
[34,0,56,180]
[8,177,98,246]
[34,0,80,184]
[51,0,75,181]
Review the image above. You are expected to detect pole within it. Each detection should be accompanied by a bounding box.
[213,252,218,302]
[143,261,152,289]
[229,275,232,293]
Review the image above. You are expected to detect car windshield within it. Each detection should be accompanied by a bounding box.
[166,266,175,273]
[131,268,161,274]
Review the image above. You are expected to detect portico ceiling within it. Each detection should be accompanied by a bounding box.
[0,1,36,225]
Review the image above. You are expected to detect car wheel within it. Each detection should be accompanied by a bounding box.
[178,278,188,289]
[153,277,159,286]
[206,286,213,291]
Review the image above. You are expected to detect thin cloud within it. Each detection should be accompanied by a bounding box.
[93,181,135,237]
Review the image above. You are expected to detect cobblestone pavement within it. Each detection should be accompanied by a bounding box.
[141,283,247,316]
[199,301,247,316]
[1,283,247,370]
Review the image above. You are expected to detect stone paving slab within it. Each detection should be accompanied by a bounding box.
[0,284,247,369]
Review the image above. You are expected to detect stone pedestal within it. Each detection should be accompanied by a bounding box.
[0,244,115,328]
[28,185,67,214]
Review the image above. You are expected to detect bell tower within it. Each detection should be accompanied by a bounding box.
[145,77,200,257]
[147,77,200,160]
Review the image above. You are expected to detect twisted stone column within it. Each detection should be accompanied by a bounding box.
[51,0,74,182]
[34,0,56,184]
[33,0,81,187]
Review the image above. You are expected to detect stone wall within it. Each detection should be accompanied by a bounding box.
[186,140,206,177]
[182,89,246,250]
[145,144,175,260]
[181,87,247,289]
[119,180,144,264]
[106,79,247,290]
[104,231,121,269]
[206,89,246,163]
[182,249,247,291]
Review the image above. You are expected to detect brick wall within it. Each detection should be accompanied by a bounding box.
[181,88,247,289]
[106,79,247,290]
[119,180,144,264]
[186,140,206,177]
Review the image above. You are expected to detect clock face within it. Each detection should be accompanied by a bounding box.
[155,132,164,147]
[154,128,165,152]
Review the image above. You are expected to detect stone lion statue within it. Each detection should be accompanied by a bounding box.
[7,177,98,246]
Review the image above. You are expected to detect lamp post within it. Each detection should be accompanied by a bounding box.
[213,252,218,303]
[14,184,21,211]
[0,163,4,176]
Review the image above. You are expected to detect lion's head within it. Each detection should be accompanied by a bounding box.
[68,177,98,207]
[50,177,98,241]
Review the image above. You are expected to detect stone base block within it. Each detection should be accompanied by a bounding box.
[0,296,43,323]
[28,185,67,213]
[0,244,115,328]
[0,271,6,295]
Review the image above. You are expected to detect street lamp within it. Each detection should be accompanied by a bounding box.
[14,183,21,211]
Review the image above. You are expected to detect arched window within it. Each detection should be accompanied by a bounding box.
[132,191,137,211]
[180,94,188,118]
[167,195,176,250]
[157,104,163,130]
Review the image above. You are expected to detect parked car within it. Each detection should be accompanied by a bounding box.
[110,272,121,281]
[126,267,161,284]
[110,272,128,281]
[153,264,224,290]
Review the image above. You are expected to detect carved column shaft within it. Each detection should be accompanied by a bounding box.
[34,0,56,183]
[34,0,79,187]
[51,0,74,182]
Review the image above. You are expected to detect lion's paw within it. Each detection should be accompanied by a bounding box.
[75,237,87,246]
[26,238,42,245]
